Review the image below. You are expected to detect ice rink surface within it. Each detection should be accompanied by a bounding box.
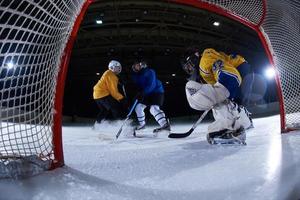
[1,115,300,200]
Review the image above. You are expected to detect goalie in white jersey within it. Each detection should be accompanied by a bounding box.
[181,48,253,144]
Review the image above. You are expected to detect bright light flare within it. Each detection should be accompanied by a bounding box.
[96,20,103,24]
[213,21,220,26]
[264,67,276,79]
[6,62,14,69]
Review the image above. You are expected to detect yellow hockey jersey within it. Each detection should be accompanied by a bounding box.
[199,48,245,85]
[93,69,124,100]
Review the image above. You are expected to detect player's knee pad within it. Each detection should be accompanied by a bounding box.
[135,103,146,116]
[149,105,161,116]
[185,81,229,110]
[149,105,167,126]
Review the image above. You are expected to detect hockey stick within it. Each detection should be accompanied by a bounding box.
[122,84,127,98]
[168,109,210,138]
[116,99,138,139]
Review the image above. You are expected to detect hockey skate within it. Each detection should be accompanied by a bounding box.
[133,124,146,137]
[207,127,246,145]
[153,121,171,133]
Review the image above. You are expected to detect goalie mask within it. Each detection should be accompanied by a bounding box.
[181,48,200,75]
[108,60,122,74]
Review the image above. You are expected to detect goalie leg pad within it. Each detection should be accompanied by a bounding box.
[185,81,230,110]
[237,106,253,130]
[208,101,240,133]
[208,101,253,133]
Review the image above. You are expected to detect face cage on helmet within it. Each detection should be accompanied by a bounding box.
[140,61,147,69]
[113,65,122,74]
[182,57,196,75]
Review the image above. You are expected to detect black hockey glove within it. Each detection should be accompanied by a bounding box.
[135,92,145,102]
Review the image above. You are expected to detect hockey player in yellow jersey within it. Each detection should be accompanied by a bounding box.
[181,47,253,145]
[93,60,128,123]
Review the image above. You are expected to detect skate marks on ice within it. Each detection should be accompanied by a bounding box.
[92,121,209,146]
[91,120,251,147]
[133,127,171,138]
[93,120,134,141]
[93,121,167,145]
[119,127,174,145]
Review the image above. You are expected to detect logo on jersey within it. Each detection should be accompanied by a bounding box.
[212,60,224,72]
[186,87,198,96]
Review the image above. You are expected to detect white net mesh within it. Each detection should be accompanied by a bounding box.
[0,0,86,178]
[262,0,300,129]
[201,0,264,25]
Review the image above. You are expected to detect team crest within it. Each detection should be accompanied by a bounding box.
[212,60,224,72]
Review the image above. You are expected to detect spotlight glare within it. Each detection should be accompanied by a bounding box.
[265,67,276,79]
[6,62,14,69]
[96,20,103,24]
[213,21,220,26]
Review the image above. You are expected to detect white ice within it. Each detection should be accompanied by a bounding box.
[1,115,300,200]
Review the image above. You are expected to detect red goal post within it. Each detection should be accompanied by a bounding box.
[0,0,299,177]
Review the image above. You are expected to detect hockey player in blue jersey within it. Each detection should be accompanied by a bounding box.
[131,60,170,133]
[181,48,253,144]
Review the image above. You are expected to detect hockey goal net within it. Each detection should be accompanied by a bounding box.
[0,0,299,178]
[0,0,90,178]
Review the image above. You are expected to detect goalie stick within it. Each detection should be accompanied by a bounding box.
[116,99,138,139]
[168,109,210,138]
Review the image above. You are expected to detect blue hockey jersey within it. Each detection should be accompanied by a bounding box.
[131,68,164,95]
